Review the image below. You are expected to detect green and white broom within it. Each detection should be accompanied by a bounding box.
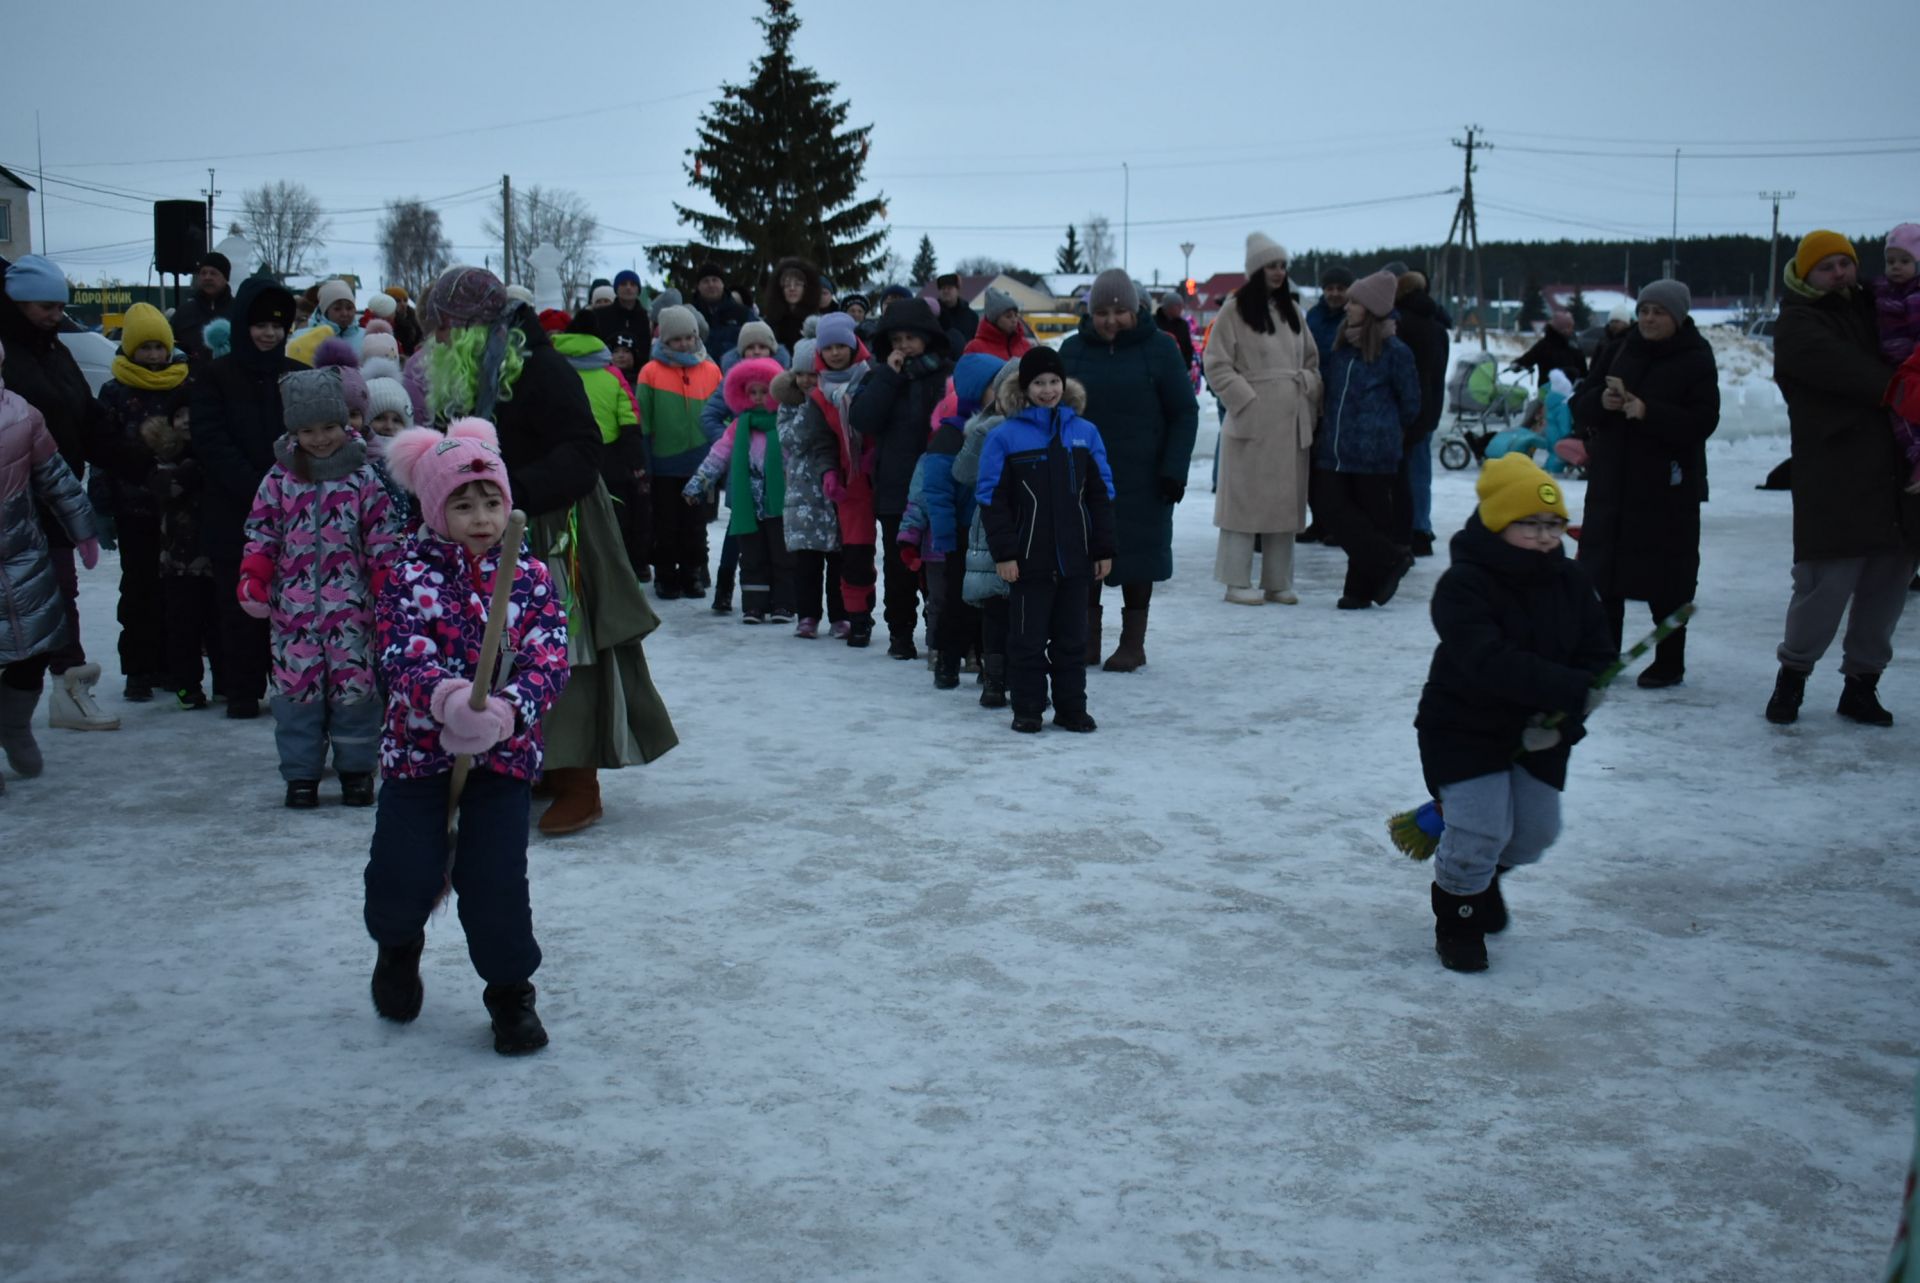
[1387,602,1697,860]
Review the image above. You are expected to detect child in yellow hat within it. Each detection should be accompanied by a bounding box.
[1413,453,1615,972]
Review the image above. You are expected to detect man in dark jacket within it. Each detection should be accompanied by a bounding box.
[170,252,233,362]
[850,298,953,658]
[1510,311,1589,387]
[1301,266,1354,542]
[2,253,109,691]
[1392,271,1452,554]
[1155,291,1195,368]
[935,273,975,356]
[593,270,651,379]
[188,274,300,717]
[1765,231,1920,726]
[689,262,749,357]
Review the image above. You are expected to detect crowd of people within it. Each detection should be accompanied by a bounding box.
[4,219,1920,1029]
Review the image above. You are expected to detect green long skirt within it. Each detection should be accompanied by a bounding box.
[531,480,679,770]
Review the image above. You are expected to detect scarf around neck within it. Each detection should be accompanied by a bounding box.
[111,356,189,392]
[651,339,710,368]
[728,407,782,535]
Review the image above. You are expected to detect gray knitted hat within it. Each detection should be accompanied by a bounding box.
[982,286,1019,321]
[1088,269,1138,314]
[1636,279,1691,325]
[281,367,350,430]
[657,305,701,342]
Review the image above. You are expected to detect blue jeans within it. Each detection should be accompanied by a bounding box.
[1431,767,1562,896]
[1407,431,1433,534]
[363,770,540,986]
[270,695,380,781]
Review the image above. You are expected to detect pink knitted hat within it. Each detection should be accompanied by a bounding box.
[1888,224,1920,260]
[384,418,513,538]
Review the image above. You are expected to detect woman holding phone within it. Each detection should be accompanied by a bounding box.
[1569,279,1719,686]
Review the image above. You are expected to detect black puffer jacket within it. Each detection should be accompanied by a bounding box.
[850,300,953,517]
[0,290,101,478]
[1570,320,1718,601]
[1773,269,1918,562]
[1416,514,1615,795]
[189,277,301,560]
[1395,288,1451,439]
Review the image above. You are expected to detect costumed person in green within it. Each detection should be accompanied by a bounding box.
[417,267,676,835]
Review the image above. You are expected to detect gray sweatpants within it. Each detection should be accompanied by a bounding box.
[1431,766,1563,897]
[1214,530,1295,592]
[270,695,382,781]
[1776,553,1919,676]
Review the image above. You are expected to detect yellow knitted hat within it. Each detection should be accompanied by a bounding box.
[118,302,175,359]
[1476,453,1569,534]
[1793,229,1857,281]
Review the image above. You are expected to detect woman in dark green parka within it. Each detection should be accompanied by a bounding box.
[1059,269,1199,672]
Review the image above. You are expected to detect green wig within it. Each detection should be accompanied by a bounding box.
[425,323,527,424]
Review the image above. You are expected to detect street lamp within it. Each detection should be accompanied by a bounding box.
[1179,241,1195,293]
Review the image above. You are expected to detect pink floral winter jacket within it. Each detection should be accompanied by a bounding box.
[241,436,398,705]
[376,528,569,781]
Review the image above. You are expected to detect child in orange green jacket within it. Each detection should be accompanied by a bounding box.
[634,306,722,599]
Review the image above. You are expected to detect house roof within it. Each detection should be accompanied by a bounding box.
[0,164,35,193]
[1195,271,1248,307]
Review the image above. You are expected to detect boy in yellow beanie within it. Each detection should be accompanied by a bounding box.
[93,302,189,702]
[1413,453,1614,971]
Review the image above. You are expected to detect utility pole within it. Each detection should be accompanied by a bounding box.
[1442,125,1490,347]
[1122,162,1130,273]
[501,174,514,286]
[1668,148,1680,279]
[35,110,46,252]
[1760,190,1795,312]
[201,168,221,253]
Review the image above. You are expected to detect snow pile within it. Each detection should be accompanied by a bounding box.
[2,440,1913,1282]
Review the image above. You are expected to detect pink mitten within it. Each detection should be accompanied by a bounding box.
[431,678,515,755]
[821,470,848,505]
[76,538,101,570]
[236,573,270,619]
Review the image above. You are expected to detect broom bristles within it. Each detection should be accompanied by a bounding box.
[1388,809,1439,860]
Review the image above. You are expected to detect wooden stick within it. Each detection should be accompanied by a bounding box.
[446,510,528,844]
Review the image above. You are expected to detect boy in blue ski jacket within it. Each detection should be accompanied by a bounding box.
[975,348,1116,733]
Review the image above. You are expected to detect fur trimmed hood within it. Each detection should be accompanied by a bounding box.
[994,373,1087,418]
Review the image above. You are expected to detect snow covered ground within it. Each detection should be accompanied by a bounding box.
[5,434,1917,1282]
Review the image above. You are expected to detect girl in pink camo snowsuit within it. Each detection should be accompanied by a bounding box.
[238,368,397,802]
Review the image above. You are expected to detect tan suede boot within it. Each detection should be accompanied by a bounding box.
[538,767,603,836]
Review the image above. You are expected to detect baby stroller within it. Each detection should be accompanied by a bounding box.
[1437,354,1530,470]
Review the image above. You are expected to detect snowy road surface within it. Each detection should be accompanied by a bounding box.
[4,435,1915,1282]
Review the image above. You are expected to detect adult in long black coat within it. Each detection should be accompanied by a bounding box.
[1569,281,1718,686]
[189,274,300,715]
[1510,313,1588,388]
[1764,233,1920,726]
[850,298,954,658]
[689,263,749,358]
[1392,273,1451,552]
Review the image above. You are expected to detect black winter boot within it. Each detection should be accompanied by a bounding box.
[285,779,320,809]
[711,570,734,614]
[1838,672,1894,726]
[1765,664,1808,725]
[340,772,376,807]
[1431,883,1490,972]
[483,982,549,1055]
[1481,867,1510,935]
[979,655,1009,708]
[1637,627,1686,688]
[1011,706,1044,733]
[371,935,425,1022]
[1053,708,1098,733]
[934,649,961,690]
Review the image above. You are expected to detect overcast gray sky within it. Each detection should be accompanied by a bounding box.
[7,0,1916,289]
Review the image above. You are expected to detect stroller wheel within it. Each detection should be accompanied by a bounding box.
[1439,439,1473,471]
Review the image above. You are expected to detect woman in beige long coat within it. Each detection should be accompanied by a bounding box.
[1205,233,1322,605]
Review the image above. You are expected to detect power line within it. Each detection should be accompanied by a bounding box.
[1493,127,1920,147]
[888,188,1458,235]
[1498,142,1920,161]
[46,87,718,168]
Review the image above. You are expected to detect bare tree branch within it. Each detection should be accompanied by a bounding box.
[378,199,452,299]
[238,181,330,276]
[480,185,600,299]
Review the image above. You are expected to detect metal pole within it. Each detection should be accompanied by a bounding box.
[35,110,47,252]
[1122,162,1130,272]
[501,175,514,285]
[1180,241,1194,288]
[1669,149,1679,279]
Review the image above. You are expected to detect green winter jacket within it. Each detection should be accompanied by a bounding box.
[1060,305,1199,583]
[552,332,640,446]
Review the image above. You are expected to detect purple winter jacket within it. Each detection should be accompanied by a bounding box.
[1873,274,1920,364]
[375,528,570,782]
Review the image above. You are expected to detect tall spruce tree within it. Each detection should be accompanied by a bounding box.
[1056,225,1085,274]
[662,0,888,291]
[910,235,939,287]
